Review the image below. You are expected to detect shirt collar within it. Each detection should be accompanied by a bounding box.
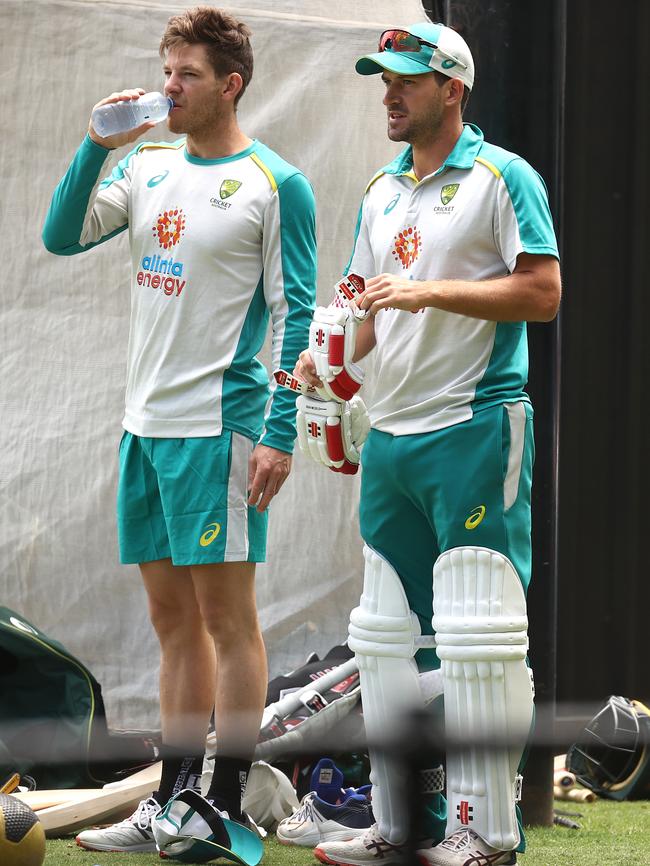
[383,123,485,176]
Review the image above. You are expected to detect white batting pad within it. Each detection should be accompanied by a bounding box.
[347,545,424,844]
[433,547,534,850]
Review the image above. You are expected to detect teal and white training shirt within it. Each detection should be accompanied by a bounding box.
[43,135,316,452]
[345,123,559,436]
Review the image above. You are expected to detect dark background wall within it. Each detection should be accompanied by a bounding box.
[424,0,650,722]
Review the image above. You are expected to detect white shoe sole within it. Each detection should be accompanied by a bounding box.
[76,838,157,853]
[277,827,367,846]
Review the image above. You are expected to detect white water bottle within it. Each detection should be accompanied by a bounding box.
[91,92,173,138]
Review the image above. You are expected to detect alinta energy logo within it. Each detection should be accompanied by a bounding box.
[136,208,187,298]
[153,207,186,249]
[392,225,422,269]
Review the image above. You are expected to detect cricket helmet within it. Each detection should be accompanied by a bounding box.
[566,695,650,800]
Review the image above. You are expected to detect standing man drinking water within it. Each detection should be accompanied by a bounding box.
[43,5,316,854]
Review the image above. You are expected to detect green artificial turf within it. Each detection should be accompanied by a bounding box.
[43,799,650,866]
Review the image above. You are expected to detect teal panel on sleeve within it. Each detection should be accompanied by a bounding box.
[42,135,128,255]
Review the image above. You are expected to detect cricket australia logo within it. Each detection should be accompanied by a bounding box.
[441,183,460,204]
[211,179,242,210]
[152,208,186,249]
[392,225,421,269]
[220,179,242,199]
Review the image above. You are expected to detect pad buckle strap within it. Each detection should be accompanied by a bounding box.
[514,774,523,802]
[419,765,445,795]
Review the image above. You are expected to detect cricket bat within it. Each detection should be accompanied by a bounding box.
[553,769,577,789]
[553,784,596,803]
[12,760,161,836]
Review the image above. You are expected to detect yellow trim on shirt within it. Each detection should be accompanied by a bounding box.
[475,156,502,178]
[138,141,185,152]
[365,170,385,193]
[250,153,278,192]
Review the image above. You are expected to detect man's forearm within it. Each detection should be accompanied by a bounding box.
[352,316,376,361]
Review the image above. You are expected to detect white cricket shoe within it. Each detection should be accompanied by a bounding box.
[75,796,160,852]
[314,823,407,866]
[417,829,517,865]
[276,790,372,846]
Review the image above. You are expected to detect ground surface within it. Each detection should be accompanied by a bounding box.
[42,799,650,866]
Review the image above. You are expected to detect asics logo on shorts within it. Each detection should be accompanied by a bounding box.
[199,522,221,547]
[464,505,486,530]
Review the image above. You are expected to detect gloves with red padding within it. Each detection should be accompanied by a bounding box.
[309,305,365,402]
[296,393,370,475]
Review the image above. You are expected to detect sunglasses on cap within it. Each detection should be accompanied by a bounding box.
[378,29,468,72]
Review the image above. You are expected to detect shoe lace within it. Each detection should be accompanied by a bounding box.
[290,792,316,823]
[439,829,476,851]
[129,797,159,830]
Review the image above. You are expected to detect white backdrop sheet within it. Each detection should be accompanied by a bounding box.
[0,0,428,731]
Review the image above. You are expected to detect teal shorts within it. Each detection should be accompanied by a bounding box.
[359,401,534,668]
[117,430,267,566]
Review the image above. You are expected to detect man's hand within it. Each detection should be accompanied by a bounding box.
[360,273,430,314]
[293,348,322,390]
[88,89,157,150]
[247,444,292,512]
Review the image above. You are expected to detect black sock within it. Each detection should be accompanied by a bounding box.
[153,746,204,806]
[206,756,251,821]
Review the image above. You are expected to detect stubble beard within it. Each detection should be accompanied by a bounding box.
[387,102,445,146]
[169,95,225,138]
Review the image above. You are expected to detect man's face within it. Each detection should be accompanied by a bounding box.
[381,70,446,145]
[163,42,229,136]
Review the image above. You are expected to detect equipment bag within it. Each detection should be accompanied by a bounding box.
[0,606,153,789]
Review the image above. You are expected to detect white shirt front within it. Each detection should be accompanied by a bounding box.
[346,124,559,435]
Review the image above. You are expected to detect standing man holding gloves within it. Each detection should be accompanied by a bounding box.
[293,21,560,866]
[43,5,316,856]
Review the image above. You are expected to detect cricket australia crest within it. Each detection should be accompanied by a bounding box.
[219,179,242,200]
[440,183,460,205]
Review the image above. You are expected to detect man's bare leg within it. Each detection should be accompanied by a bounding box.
[140,558,216,802]
[191,561,267,816]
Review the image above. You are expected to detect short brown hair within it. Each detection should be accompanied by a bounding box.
[160,6,253,106]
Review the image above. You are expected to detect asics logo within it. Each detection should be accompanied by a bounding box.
[199,522,221,547]
[384,193,400,215]
[464,506,486,530]
[148,170,170,188]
